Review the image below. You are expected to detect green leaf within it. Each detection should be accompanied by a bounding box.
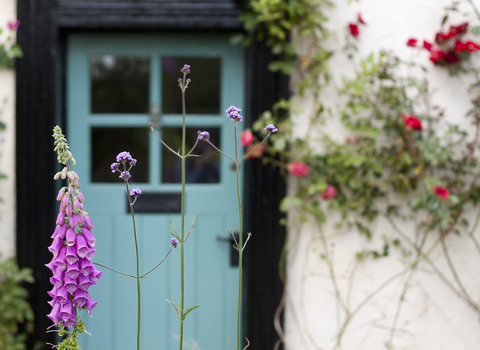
[471,26,480,35]
[348,178,362,189]
[166,299,182,320]
[182,304,202,321]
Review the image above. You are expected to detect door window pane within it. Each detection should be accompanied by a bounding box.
[90,55,150,114]
[162,57,220,114]
[91,127,149,183]
[162,127,220,183]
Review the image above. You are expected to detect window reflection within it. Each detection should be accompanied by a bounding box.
[90,55,150,114]
[91,127,149,183]
[162,57,220,114]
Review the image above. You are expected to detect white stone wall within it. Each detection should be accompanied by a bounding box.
[0,0,17,259]
[285,0,480,349]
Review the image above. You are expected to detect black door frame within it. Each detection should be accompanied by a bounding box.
[16,1,288,349]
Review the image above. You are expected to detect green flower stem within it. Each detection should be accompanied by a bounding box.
[234,122,243,350]
[125,181,141,350]
[239,132,272,162]
[179,76,187,350]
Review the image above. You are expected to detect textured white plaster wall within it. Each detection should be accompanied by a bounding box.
[285,0,480,349]
[0,0,17,259]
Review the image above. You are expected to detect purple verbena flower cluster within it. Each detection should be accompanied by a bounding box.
[226,105,243,123]
[111,151,138,180]
[264,124,278,133]
[129,187,142,197]
[198,131,210,141]
[47,171,101,328]
[181,64,190,74]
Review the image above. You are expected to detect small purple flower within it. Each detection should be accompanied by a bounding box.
[120,171,131,180]
[198,131,210,141]
[111,162,120,172]
[264,124,278,133]
[181,64,190,74]
[129,187,142,197]
[129,158,137,166]
[116,151,133,163]
[226,105,243,122]
[171,238,179,248]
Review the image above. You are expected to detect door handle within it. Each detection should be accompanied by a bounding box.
[217,232,239,267]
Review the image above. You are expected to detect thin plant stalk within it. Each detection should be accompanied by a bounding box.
[234,123,243,350]
[179,73,187,350]
[125,180,141,350]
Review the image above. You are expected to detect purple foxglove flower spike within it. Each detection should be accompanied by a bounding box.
[47,285,58,299]
[73,199,81,209]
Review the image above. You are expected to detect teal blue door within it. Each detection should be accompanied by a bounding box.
[66,33,245,349]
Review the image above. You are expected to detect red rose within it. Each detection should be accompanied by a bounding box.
[406,38,418,47]
[321,185,336,200]
[357,13,366,25]
[403,113,422,130]
[429,50,444,65]
[423,40,434,52]
[433,186,449,199]
[466,40,480,52]
[349,23,360,37]
[443,51,460,64]
[240,130,254,147]
[449,23,468,36]
[287,161,310,177]
[435,31,455,44]
[455,40,468,52]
